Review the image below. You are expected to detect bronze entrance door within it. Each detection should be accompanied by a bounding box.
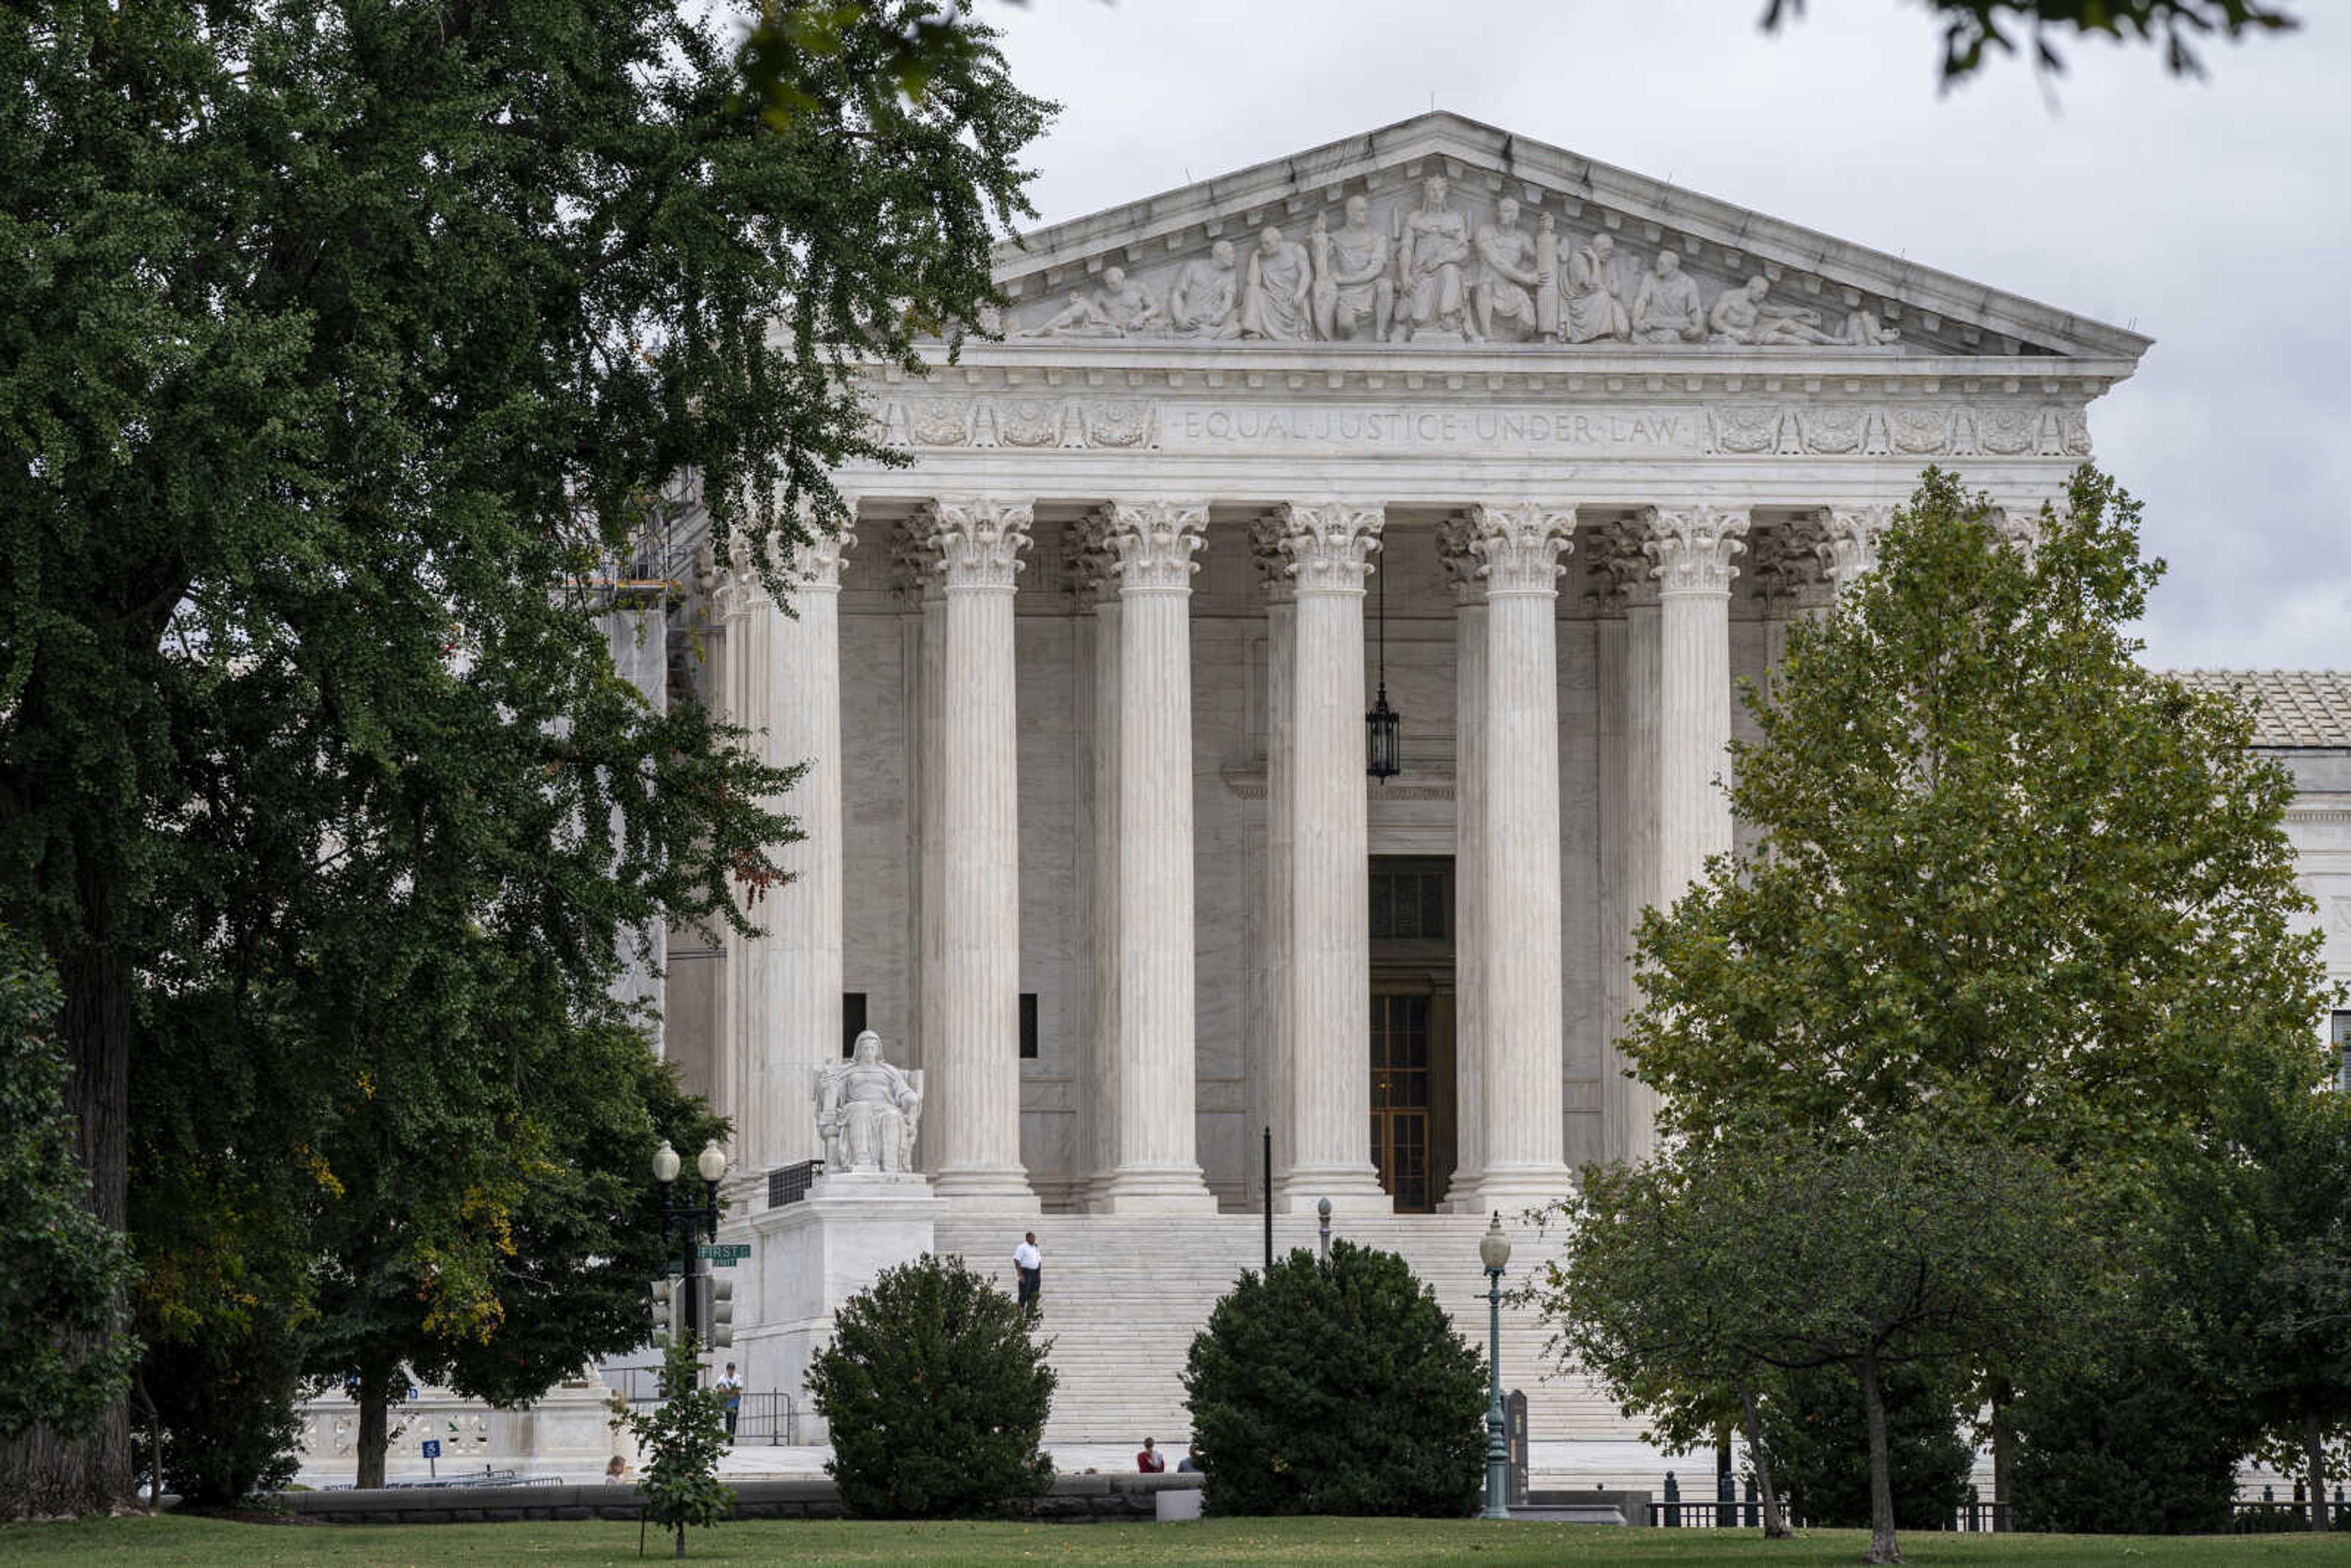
[1368,991,1434,1211]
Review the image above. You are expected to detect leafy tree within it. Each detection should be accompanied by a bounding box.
[1,0,1047,1509]
[1765,1364,1973,1533]
[0,926,137,1510]
[1527,1158,1792,1537]
[808,1253,1056,1518]
[2008,1307,2251,1535]
[628,1332,736,1558]
[1183,1240,1487,1518]
[2169,1084,2351,1531]
[1760,1,2297,80]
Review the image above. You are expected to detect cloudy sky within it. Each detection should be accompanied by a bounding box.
[983,0,2345,673]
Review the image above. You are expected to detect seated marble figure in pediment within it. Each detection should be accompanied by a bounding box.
[975,114,2143,362]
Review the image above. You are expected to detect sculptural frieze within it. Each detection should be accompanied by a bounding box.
[1393,174,1477,342]
[816,1030,925,1175]
[1240,225,1314,341]
[1471,197,1543,343]
[1168,240,1241,338]
[1310,197,1393,342]
[1630,251,1706,345]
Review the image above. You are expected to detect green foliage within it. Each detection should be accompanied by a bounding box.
[1627,467,2333,1189]
[0,926,137,1442]
[1760,0,2297,80]
[626,1334,735,1548]
[2009,1317,2249,1536]
[2,0,1047,1505]
[1183,1240,1486,1518]
[1765,1364,1972,1532]
[808,1254,1054,1518]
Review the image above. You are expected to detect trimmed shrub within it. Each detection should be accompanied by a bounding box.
[1182,1239,1486,1517]
[807,1253,1054,1518]
[2010,1330,2250,1534]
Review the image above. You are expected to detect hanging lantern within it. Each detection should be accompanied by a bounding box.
[1366,557,1401,781]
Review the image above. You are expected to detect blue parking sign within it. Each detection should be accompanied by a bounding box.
[421,1439,442,1459]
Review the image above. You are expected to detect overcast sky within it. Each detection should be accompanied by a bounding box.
[982,0,2346,673]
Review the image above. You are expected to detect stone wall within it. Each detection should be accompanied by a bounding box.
[267,1472,1204,1526]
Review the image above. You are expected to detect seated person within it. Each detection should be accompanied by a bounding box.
[1136,1436,1166,1473]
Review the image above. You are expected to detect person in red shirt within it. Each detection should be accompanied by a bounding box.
[1136,1436,1166,1473]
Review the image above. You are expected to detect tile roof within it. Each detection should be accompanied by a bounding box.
[2166,670,2351,748]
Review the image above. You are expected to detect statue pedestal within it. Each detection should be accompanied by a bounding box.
[729,1181,945,1445]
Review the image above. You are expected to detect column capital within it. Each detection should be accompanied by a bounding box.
[1275,501,1384,595]
[1066,506,1122,605]
[926,497,1033,590]
[787,525,857,593]
[1643,505,1749,597]
[1818,505,1893,592]
[890,517,943,602]
[1467,503,1577,596]
[1248,511,1297,606]
[716,529,777,620]
[1108,500,1210,593]
[1436,512,1486,607]
[1581,516,1655,614]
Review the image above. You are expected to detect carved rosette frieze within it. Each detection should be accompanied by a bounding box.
[1466,503,1576,596]
[926,498,1033,591]
[1435,512,1485,606]
[1642,506,1749,596]
[1247,512,1297,606]
[1819,505,1893,592]
[1275,502,1384,595]
[1108,500,1210,593]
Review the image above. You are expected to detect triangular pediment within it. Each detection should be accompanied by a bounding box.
[989,113,2148,363]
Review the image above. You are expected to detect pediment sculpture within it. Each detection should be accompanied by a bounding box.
[999,171,1908,353]
[814,1030,924,1174]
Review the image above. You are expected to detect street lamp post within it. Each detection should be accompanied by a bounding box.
[1479,1211,1513,1521]
[652,1137,728,1558]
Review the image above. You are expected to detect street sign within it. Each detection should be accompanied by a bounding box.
[662,1258,686,1276]
[698,1243,750,1260]
[421,1439,442,1459]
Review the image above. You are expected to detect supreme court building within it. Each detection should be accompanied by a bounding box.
[640,114,2351,1451]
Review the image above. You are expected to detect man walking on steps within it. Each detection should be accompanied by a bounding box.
[1013,1231,1042,1308]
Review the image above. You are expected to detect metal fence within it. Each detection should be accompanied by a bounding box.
[1650,1497,2011,1532]
[2227,1501,2350,1533]
[623,1389,800,1447]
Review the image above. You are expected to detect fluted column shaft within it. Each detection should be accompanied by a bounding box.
[1468,504,1576,1209]
[1251,516,1298,1198]
[713,551,759,1145]
[1101,501,1217,1212]
[1437,516,1485,1208]
[1649,506,1747,906]
[1619,575,1663,1165]
[1593,601,1632,1160]
[766,528,852,1171]
[929,499,1038,1210]
[1274,503,1387,1211]
[1085,590,1122,1201]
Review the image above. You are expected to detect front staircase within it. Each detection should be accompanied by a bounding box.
[931,1210,1621,1449]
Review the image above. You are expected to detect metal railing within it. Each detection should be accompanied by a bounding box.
[2227,1501,2349,1533]
[1651,1497,2012,1532]
[623,1389,799,1447]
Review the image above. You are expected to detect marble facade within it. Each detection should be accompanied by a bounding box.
[667,113,2180,1221]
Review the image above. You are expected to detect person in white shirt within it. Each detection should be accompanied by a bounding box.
[1013,1232,1043,1308]
[714,1361,743,1440]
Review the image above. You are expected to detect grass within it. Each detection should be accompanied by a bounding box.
[6,1515,2351,1567]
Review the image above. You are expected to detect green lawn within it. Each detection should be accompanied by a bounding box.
[6,1516,2351,1567]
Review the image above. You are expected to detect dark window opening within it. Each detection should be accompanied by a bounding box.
[842,992,868,1058]
[1369,861,1451,943]
[2334,1010,2351,1093]
[1020,992,1040,1060]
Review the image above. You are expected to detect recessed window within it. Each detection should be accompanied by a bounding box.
[842,992,868,1058]
[1370,863,1450,942]
[1019,993,1040,1060]
[2334,1011,2351,1093]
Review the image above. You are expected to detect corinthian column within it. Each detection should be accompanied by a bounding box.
[1273,502,1387,1212]
[1249,517,1297,1201]
[1617,549,1663,1165]
[1099,500,1217,1212]
[713,537,765,1149]
[1068,514,1122,1205]
[927,498,1037,1210]
[1435,516,1487,1209]
[765,523,854,1171]
[1645,503,1747,919]
[1466,503,1577,1210]
[1820,505,1891,599]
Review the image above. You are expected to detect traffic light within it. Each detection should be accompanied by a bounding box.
[705,1275,735,1348]
[650,1278,676,1343]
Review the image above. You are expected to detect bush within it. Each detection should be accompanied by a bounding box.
[1182,1240,1486,1517]
[1764,1364,1973,1530]
[807,1253,1054,1518]
[2010,1329,2250,1534]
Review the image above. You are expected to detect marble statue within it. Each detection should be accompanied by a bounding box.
[1168,239,1241,338]
[1097,266,1164,335]
[815,1030,925,1174]
[1240,225,1313,341]
[1310,196,1393,341]
[1562,231,1630,343]
[1838,309,1902,347]
[1708,274,1839,347]
[1392,174,1475,341]
[1630,250,1706,345]
[1472,196,1543,342]
[1017,288,1117,339]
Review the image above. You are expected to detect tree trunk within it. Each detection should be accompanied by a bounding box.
[0,947,134,1518]
[356,1365,394,1491]
[1858,1352,1902,1564]
[2308,1403,2329,1533]
[1738,1378,1790,1539]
